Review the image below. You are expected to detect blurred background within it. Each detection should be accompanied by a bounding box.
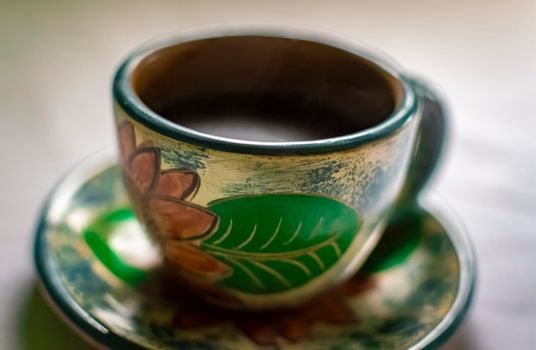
[1,0,535,349]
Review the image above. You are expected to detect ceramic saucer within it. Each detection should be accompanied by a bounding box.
[34,149,475,349]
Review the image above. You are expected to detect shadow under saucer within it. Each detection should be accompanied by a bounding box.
[17,284,93,350]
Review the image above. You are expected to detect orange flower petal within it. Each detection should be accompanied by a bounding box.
[164,242,230,278]
[155,170,200,200]
[236,315,278,346]
[118,121,136,161]
[127,148,160,195]
[308,296,355,323]
[280,312,312,342]
[149,197,217,240]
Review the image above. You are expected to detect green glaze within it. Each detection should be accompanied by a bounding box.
[34,152,475,350]
[115,111,424,308]
[361,209,423,273]
[111,27,447,308]
[203,194,360,294]
[84,208,149,286]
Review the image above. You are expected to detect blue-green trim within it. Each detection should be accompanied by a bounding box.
[407,191,477,350]
[33,150,476,349]
[425,279,476,349]
[35,210,146,350]
[33,152,146,350]
[417,207,477,350]
[112,28,419,155]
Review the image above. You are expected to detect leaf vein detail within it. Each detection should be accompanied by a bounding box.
[281,258,311,276]
[330,241,342,258]
[212,219,233,245]
[260,217,282,250]
[283,221,302,246]
[308,217,325,240]
[204,235,339,262]
[249,261,291,287]
[233,222,257,249]
[308,252,325,270]
[222,256,263,289]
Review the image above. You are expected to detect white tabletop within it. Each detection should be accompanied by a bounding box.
[1,1,535,349]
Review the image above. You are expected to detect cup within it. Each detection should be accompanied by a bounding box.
[112,26,446,310]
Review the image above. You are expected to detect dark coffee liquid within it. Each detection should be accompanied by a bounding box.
[133,36,400,142]
[160,93,385,142]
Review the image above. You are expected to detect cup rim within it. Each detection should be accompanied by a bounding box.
[112,25,418,155]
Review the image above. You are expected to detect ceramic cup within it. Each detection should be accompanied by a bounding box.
[112,26,447,310]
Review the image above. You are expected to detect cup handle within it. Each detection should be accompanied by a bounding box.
[399,78,448,204]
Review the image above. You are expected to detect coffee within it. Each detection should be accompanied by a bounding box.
[132,36,401,142]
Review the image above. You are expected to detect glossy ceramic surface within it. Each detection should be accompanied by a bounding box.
[34,150,474,349]
[114,114,418,308]
[111,29,447,309]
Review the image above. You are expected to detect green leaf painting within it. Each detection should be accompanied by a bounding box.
[202,194,361,294]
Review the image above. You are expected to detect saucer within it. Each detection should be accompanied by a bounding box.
[34,149,475,349]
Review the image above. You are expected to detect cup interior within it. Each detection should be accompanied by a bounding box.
[130,35,404,142]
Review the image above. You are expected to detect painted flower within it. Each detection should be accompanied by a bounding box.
[117,121,230,282]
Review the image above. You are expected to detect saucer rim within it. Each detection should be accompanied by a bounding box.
[33,148,476,350]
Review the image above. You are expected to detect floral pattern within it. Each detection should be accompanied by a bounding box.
[37,157,470,350]
[117,121,365,303]
[117,121,230,282]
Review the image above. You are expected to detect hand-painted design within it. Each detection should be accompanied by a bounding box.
[41,162,467,350]
[361,208,423,273]
[171,274,374,346]
[203,194,361,294]
[163,241,231,281]
[159,143,209,172]
[84,208,149,286]
[117,121,227,281]
[119,121,362,295]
